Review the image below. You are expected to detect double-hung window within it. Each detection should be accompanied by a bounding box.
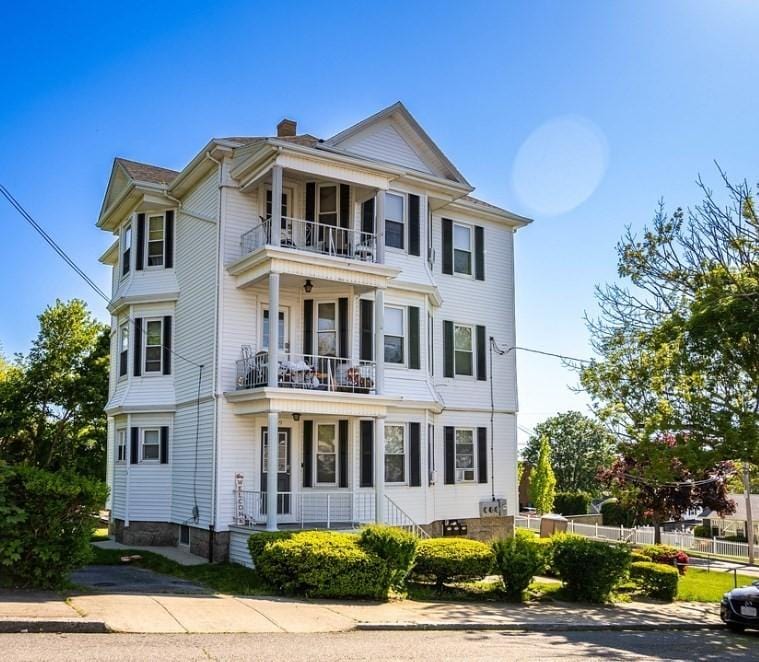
[141,429,160,462]
[262,308,286,351]
[453,323,474,376]
[316,424,337,484]
[317,302,337,357]
[455,428,475,482]
[453,223,473,276]
[119,322,129,377]
[116,429,127,463]
[144,319,163,373]
[147,214,165,267]
[121,224,132,277]
[318,185,338,227]
[265,189,290,219]
[384,424,406,483]
[384,306,404,365]
[385,192,405,249]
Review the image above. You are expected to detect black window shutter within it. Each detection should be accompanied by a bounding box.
[359,299,373,361]
[130,427,139,464]
[339,184,350,230]
[474,225,484,281]
[443,320,454,378]
[163,316,172,375]
[338,297,348,358]
[477,427,488,484]
[361,198,375,235]
[408,306,420,369]
[338,420,349,488]
[160,426,169,464]
[476,325,486,381]
[360,420,374,487]
[136,213,145,270]
[165,210,175,269]
[305,183,316,222]
[408,194,420,256]
[302,421,313,488]
[442,218,453,275]
[444,426,455,484]
[303,299,313,357]
[409,422,421,486]
[133,318,142,376]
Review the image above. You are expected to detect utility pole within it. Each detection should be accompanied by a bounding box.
[742,462,755,565]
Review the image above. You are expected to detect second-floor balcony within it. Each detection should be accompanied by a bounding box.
[241,216,378,263]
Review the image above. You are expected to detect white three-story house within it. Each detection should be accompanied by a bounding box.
[98,102,530,561]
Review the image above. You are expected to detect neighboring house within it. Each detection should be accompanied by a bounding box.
[702,493,759,540]
[98,102,531,561]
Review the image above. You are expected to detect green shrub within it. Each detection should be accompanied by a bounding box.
[0,462,107,589]
[693,524,710,538]
[412,538,494,587]
[247,531,294,567]
[639,545,688,575]
[534,537,557,576]
[630,561,679,600]
[631,551,649,564]
[492,530,544,600]
[554,492,591,516]
[359,525,417,590]
[256,531,391,599]
[600,501,636,527]
[550,534,631,602]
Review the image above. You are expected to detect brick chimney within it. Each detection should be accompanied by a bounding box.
[276,118,297,138]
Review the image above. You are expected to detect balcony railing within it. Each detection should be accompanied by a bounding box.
[240,216,378,263]
[236,352,376,394]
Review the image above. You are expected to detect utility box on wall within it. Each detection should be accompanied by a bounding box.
[480,498,507,518]
[442,519,468,536]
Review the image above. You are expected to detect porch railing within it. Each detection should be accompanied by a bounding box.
[236,352,376,394]
[241,216,378,263]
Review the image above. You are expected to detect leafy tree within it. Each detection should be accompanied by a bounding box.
[0,300,109,479]
[530,436,556,514]
[522,411,616,494]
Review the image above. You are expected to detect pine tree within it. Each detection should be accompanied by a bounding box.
[530,436,556,515]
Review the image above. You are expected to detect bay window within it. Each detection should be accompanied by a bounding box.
[384,424,406,483]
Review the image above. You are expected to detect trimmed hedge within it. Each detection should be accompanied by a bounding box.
[631,551,650,564]
[0,462,107,589]
[630,561,679,600]
[600,501,637,527]
[551,534,631,602]
[639,545,688,575]
[412,538,494,588]
[358,525,418,590]
[492,530,544,600]
[248,531,294,567]
[554,492,591,516]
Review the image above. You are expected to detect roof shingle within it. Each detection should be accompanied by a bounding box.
[115,157,179,185]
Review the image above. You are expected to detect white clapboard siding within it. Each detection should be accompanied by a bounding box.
[229,528,254,568]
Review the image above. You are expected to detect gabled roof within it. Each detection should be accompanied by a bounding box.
[114,157,179,185]
[323,102,470,187]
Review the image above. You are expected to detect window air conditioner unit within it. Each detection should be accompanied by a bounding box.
[456,468,475,482]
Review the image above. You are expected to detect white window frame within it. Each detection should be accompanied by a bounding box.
[264,185,292,220]
[384,423,407,485]
[454,427,476,483]
[453,322,475,378]
[383,305,406,366]
[315,300,338,358]
[452,222,474,277]
[141,428,161,463]
[315,423,338,486]
[145,213,166,269]
[120,221,132,279]
[384,191,406,251]
[262,428,289,474]
[116,429,127,463]
[317,183,339,227]
[143,318,163,375]
[261,305,289,353]
[118,322,129,379]
[427,312,434,376]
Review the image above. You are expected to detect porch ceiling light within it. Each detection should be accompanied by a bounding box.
[303,279,313,294]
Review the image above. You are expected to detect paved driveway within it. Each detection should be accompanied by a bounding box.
[71,565,208,594]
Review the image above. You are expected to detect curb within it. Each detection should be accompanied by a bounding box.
[0,618,110,634]
[355,621,725,633]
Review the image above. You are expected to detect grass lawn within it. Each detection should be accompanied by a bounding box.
[87,545,274,596]
[677,567,756,602]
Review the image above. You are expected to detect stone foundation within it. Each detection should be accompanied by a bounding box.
[189,527,230,563]
[422,515,514,541]
[111,519,179,546]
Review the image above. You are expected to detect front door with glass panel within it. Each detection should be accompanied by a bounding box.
[261,427,292,517]
[263,307,289,355]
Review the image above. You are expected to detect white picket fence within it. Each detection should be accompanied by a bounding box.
[516,515,751,561]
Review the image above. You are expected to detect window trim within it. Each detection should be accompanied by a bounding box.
[383,305,406,366]
[314,300,339,358]
[260,304,290,353]
[452,221,474,277]
[262,428,290,474]
[264,185,293,220]
[384,423,407,485]
[120,221,132,279]
[116,429,127,463]
[118,322,129,379]
[316,183,339,228]
[145,213,166,270]
[142,317,164,375]
[314,423,338,486]
[140,428,161,463]
[453,322,475,378]
[454,427,476,483]
[384,190,407,252]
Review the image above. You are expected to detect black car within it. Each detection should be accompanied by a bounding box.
[721,581,759,632]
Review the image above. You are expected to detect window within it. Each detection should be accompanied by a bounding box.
[385,192,405,249]
[316,424,337,484]
[147,214,165,267]
[455,428,475,482]
[318,185,338,227]
[453,223,472,275]
[427,313,434,376]
[384,307,404,364]
[454,324,473,376]
[116,429,127,463]
[262,430,288,473]
[262,309,286,351]
[144,319,163,373]
[119,322,129,378]
[179,525,190,546]
[384,424,406,483]
[317,302,337,357]
[142,429,160,462]
[121,224,132,277]
[265,189,290,219]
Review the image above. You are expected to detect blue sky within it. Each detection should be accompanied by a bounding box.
[1,1,758,447]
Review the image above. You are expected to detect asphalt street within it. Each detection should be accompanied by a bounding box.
[1,628,757,661]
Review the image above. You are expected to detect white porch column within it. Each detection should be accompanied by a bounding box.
[374,416,385,523]
[375,190,385,264]
[266,411,279,531]
[374,287,385,395]
[268,271,280,388]
[271,165,283,248]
